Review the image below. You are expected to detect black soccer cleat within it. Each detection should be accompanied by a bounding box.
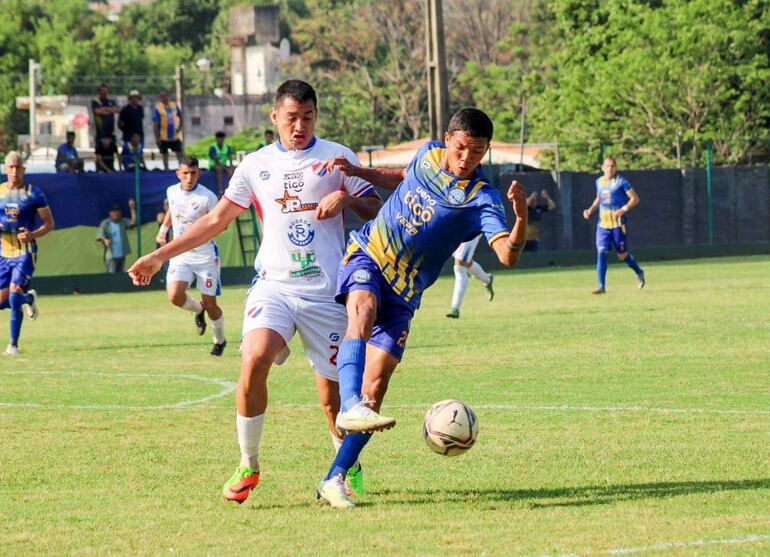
[211,340,227,357]
[195,310,207,336]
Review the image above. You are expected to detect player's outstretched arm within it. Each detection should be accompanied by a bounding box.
[583,195,600,220]
[491,181,528,268]
[316,191,382,221]
[128,198,243,286]
[324,156,405,191]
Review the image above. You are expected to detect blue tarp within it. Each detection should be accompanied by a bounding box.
[21,172,228,229]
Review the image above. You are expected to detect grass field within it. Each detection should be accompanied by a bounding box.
[1,256,769,556]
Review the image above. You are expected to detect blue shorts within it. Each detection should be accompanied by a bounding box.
[596,226,628,254]
[0,254,35,291]
[336,246,414,361]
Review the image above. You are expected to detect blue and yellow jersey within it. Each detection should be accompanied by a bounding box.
[350,141,509,309]
[151,102,182,141]
[0,182,48,258]
[596,175,633,229]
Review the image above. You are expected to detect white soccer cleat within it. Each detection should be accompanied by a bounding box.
[317,474,355,509]
[4,344,19,356]
[25,289,39,320]
[335,396,396,433]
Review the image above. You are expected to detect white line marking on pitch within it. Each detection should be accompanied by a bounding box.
[0,371,235,410]
[543,533,770,556]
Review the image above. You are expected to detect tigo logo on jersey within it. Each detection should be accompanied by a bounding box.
[260,171,270,180]
[287,218,315,246]
[311,161,328,177]
[447,188,465,205]
[352,270,371,284]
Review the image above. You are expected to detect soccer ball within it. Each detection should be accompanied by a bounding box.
[422,399,479,456]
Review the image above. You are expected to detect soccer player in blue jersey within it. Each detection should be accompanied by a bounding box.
[315,108,528,508]
[0,152,55,355]
[582,157,645,294]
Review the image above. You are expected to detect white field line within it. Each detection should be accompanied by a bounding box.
[0,371,235,410]
[544,533,770,556]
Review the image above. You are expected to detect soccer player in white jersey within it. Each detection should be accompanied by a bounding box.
[446,234,494,319]
[156,156,226,356]
[128,80,382,504]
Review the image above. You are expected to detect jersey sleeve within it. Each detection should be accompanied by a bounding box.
[151,107,159,122]
[31,187,48,210]
[407,141,442,175]
[620,176,633,193]
[478,189,510,245]
[339,147,375,198]
[208,146,217,159]
[205,188,219,212]
[222,163,253,209]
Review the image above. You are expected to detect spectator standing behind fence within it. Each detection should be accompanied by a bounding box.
[524,190,556,251]
[257,129,274,150]
[97,199,137,273]
[122,132,147,171]
[152,91,183,170]
[209,131,234,195]
[95,135,119,172]
[55,132,83,173]
[118,90,144,148]
[91,84,119,144]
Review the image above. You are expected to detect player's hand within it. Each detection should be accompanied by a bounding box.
[613,208,627,220]
[324,156,358,177]
[128,198,136,209]
[316,190,347,220]
[507,181,527,219]
[103,238,112,248]
[155,231,167,246]
[16,227,32,243]
[582,209,592,220]
[128,253,163,287]
[540,189,549,198]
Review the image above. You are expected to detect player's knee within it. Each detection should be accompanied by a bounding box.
[167,290,185,306]
[348,299,376,332]
[455,259,471,268]
[617,252,628,261]
[201,297,218,311]
[9,284,25,294]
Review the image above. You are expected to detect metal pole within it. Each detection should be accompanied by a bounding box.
[555,137,561,190]
[599,143,605,165]
[705,139,713,245]
[29,59,36,149]
[518,96,526,171]
[175,65,185,150]
[425,0,449,139]
[134,159,142,256]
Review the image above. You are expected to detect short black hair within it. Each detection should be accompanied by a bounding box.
[275,80,317,108]
[215,131,226,139]
[265,130,274,136]
[447,108,494,141]
[179,155,199,168]
[66,131,75,137]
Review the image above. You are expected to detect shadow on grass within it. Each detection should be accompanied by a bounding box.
[369,478,770,509]
[61,341,206,352]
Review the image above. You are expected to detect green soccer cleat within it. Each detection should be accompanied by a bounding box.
[222,465,259,504]
[485,275,494,301]
[317,474,355,509]
[445,307,460,319]
[346,464,365,497]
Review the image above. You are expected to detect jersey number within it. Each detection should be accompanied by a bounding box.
[397,330,409,348]
[205,278,213,288]
[329,345,339,366]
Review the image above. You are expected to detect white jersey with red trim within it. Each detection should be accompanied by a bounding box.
[224,137,374,300]
[166,182,219,263]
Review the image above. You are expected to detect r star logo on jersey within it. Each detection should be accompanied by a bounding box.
[288,218,315,246]
[275,190,318,213]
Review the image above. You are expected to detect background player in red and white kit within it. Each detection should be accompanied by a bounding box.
[129,80,381,504]
[156,156,226,356]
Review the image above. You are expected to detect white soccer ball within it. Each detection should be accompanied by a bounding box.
[422,399,479,456]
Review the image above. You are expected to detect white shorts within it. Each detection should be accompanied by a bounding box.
[167,257,221,296]
[453,235,482,264]
[241,280,346,381]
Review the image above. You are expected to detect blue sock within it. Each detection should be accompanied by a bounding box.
[597,250,608,289]
[325,432,372,480]
[0,299,9,310]
[338,339,367,412]
[9,292,25,346]
[625,254,643,275]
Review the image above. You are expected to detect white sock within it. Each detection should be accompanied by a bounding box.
[181,295,203,314]
[451,265,469,309]
[468,261,491,285]
[236,413,264,470]
[211,315,225,344]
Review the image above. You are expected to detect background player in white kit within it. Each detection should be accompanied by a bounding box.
[156,156,226,356]
[129,80,381,504]
[446,235,495,318]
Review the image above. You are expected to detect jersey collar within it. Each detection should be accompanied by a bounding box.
[275,136,317,153]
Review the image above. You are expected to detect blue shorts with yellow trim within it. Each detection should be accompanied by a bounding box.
[596,225,628,254]
[0,254,35,291]
[336,247,414,361]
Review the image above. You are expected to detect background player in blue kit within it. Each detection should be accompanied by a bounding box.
[582,157,645,294]
[0,152,55,355]
[315,108,528,508]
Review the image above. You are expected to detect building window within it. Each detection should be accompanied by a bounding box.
[191,115,201,126]
[224,116,234,126]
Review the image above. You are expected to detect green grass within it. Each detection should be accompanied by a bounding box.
[1,256,769,556]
